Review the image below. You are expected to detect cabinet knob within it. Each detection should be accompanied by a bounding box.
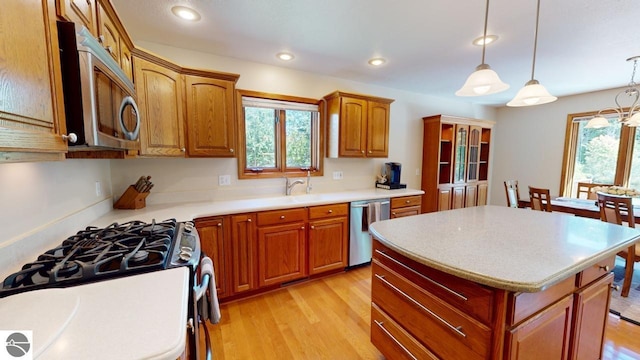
[280,215,285,219]
[611,284,621,292]
[180,148,186,152]
[97,35,104,44]
[392,212,397,216]
[599,265,610,272]
[310,225,315,229]
[86,0,91,5]
[405,200,411,204]
[368,150,372,153]
[328,210,333,214]
[229,148,234,153]
[247,218,252,223]
[62,133,78,143]
[105,46,114,55]
[217,223,222,227]
[361,150,365,154]
[301,226,305,230]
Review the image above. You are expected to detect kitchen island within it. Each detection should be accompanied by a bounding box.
[368,205,640,360]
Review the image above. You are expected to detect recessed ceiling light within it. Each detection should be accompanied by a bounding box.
[277,52,295,61]
[171,6,201,21]
[472,35,498,46]
[368,58,386,66]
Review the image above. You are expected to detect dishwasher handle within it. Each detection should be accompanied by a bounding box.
[352,201,389,208]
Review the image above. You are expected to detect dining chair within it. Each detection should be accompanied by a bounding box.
[577,182,613,200]
[504,180,521,208]
[596,192,640,297]
[528,186,552,212]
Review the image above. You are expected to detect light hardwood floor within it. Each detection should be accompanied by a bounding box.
[205,266,640,359]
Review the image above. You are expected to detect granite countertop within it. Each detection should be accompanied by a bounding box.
[369,205,640,293]
[0,267,189,359]
[92,188,424,227]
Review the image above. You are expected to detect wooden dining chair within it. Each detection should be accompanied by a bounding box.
[504,180,520,208]
[528,186,552,212]
[577,182,612,200]
[596,192,640,297]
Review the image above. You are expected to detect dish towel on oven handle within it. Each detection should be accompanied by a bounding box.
[198,256,221,324]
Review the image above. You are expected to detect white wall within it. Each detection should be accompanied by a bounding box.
[490,87,625,206]
[112,42,497,204]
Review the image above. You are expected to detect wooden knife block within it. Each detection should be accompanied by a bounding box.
[114,185,150,209]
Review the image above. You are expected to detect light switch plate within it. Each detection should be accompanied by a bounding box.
[95,181,102,196]
[218,175,231,186]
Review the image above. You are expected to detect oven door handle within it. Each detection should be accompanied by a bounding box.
[199,317,213,360]
[195,273,210,301]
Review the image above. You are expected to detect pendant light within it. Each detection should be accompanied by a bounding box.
[507,0,557,106]
[456,0,509,96]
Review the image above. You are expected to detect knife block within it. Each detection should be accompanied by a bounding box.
[114,185,150,209]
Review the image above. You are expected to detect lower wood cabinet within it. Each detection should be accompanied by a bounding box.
[229,213,257,294]
[371,240,615,360]
[390,196,422,218]
[195,216,229,298]
[308,203,349,274]
[257,221,307,287]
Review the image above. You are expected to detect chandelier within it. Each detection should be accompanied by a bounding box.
[585,56,640,128]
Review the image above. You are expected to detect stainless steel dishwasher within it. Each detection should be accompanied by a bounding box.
[349,198,390,267]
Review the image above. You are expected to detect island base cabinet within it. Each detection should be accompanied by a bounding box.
[505,295,574,360]
[569,273,614,360]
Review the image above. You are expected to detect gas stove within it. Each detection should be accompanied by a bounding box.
[0,218,200,298]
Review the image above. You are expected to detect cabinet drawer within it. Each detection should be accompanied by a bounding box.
[371,303,438,360]
[372,262,491,360]
[257,208,307,226]
[507,275,576,326]
[391,206,421,218]
[576,256,615,288]
[391,196,422,209]
[308,203,348,219]
[373,240,495,324]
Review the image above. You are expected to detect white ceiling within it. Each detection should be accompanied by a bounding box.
[111,0,640,107]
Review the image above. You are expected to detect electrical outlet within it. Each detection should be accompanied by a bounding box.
[95,181,102,197]
[416,168,420,176]
[218,175,231,186]
[332,171,343,180]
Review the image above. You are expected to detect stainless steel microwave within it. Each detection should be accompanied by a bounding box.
[57,21,140,151]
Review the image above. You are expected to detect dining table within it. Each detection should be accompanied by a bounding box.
[518,196,640,222]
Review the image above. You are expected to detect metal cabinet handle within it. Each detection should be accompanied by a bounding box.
[352,201,390,208]
[375,249,468,301]
[612,284,621,291]
[373,320,418,360]
[375,274,466,338]
[98,35,104,43]
[62,133,78,143]
[599,265,610,272]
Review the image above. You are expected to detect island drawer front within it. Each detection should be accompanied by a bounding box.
[257,208,307,226]
[371,303,439,360]
[576,256,615,288]
[372,261,492,360]
[373,240,495,324]
[391,196,422,209]
[507,275,576,326]
[308,203,349,219]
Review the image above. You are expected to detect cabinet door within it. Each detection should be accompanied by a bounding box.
[366,100,390,157]
[477,183,488,206]
[569,273,613,360]
[120,41,133,81]
[257,222,307,286]
[438,187,452,211]
[0,0,68,162]
[308,217,348,275]
[506,295,573,360]
[196,217,229,298]
[59,0,97,35]
[96,3,120,63]
[339,97,368,157]
[453,125,469,183]
[451,186,466,209]
[467,126,481,182]
[133,56,186,156]
[230,214,256,294]
[184,75,236,157]
[465,184,477,207]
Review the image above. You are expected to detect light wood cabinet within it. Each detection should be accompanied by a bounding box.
[183,71,239,157]
[96,2,120,64]
[421,115,494,213]
[57,0,97,36]
[257,208,307,287]
[308,203,349,275]
[133,51,186,156]
[390,196,422,218]
[371,240,616,360]
[324,91,394,158]
[0,0,69,162]
[195,217,229,298]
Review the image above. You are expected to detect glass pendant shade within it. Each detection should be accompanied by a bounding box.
[455,64,510,96]
[625,112,640,127]
[584,116,610,129]
[507,79,557,106]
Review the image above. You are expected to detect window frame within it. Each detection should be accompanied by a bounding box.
[236,90,324,179]
[559,109,636,197]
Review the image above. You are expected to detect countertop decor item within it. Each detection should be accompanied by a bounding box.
[114,175,154,209]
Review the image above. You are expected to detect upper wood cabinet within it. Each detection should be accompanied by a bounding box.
[0,0,69,162]
[133,51,186,157]
[57,0,97,36]
[183,70,239,157]
[324,91,394,158]
[421,115,494,213]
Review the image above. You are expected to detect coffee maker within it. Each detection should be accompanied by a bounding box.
[377,162,406,189]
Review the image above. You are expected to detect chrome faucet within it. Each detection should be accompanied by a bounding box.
[285,177,305,195]
[306,171,312,194]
